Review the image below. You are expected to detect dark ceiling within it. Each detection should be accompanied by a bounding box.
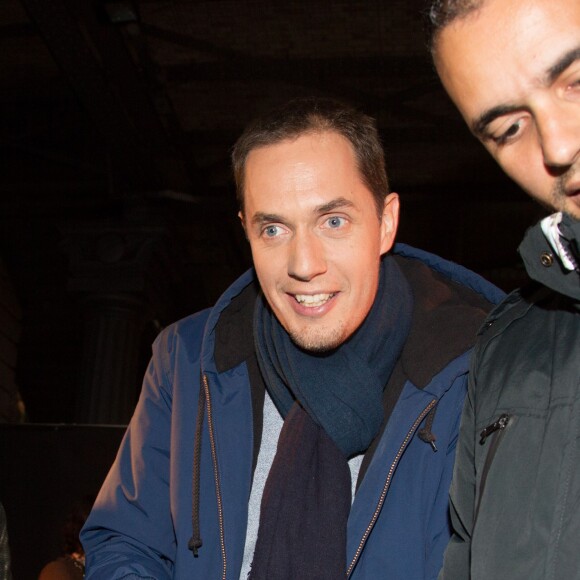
[0,0,544,422]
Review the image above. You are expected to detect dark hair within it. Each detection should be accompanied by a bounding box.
[61,495,95,555]
[427,0,484,52]
[232,97,389,217]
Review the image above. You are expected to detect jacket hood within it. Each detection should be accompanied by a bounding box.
[198,268,258,375]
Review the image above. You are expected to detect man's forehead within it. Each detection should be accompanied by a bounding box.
[244,131,357,184]
[242,131,375,221]
[438,0,580,62]
[435,0,580,120]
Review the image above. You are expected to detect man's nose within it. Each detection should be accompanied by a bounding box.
[539,102,580,170]
[287,231,327,282]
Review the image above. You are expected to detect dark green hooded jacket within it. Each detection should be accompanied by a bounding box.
[440,216,580,580]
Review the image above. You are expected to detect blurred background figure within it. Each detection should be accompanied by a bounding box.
[0,502,12,580]
[38,496,94,580]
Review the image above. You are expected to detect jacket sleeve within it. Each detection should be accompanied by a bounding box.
[81,325,182,579]
[437,374,476,579]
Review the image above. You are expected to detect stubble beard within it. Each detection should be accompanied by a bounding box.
[288,321,347,353]
[552,163,580,219]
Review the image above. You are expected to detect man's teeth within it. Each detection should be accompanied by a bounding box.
[295,293,334,307]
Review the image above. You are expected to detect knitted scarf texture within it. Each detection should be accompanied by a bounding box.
[250,255,413,578]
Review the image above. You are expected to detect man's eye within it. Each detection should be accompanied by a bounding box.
[263,225,281,237]
[326,216,346,228]
[494,119,523,145]
[569,76,580,92]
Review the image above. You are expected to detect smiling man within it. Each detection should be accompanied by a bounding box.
[81,98,502,579]
[429,0,580,578]
[241,130,396,353]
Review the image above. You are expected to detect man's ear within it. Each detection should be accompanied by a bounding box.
[379,192,399,255]
[238,211,249,240]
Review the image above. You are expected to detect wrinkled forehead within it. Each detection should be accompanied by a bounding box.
[434,0,580,122]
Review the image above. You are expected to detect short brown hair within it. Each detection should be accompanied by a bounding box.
[232,97,389,217]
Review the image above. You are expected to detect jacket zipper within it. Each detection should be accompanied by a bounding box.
[474,413,510,526]
[346,399,437,578]
[479,414,510,444]
[202,373,227,580]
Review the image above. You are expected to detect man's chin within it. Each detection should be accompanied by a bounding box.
[289,327,345,354]
[563,203,580,221]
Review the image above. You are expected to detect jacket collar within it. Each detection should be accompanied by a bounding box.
[519,216,580,302]
[211,247,501,390]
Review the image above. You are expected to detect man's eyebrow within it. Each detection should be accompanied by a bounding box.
[472,105,520,139]
[315,197,356,214]
[250,212,283,228]
[546,46,580,83]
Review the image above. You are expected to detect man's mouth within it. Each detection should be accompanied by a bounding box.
[294,293,335,307]
[561,166,580,199]
[563,184,580,213]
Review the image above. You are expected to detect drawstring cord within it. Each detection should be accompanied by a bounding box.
[418,403,438,452]
[188,386,438,557]
[188,373,206,556]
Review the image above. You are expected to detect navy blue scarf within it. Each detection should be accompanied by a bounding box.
[249,256,412,579]
[254,254,413,457]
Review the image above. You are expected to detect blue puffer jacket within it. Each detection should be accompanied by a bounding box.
[81,244,504,579]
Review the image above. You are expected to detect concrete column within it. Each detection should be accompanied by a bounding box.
[61,211,180,424]
[76,293,146,423]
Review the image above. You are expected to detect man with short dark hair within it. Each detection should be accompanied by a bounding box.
[429,1,580,578]
[81,98,502,579]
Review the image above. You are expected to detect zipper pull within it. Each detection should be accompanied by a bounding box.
[479,413,510,444]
